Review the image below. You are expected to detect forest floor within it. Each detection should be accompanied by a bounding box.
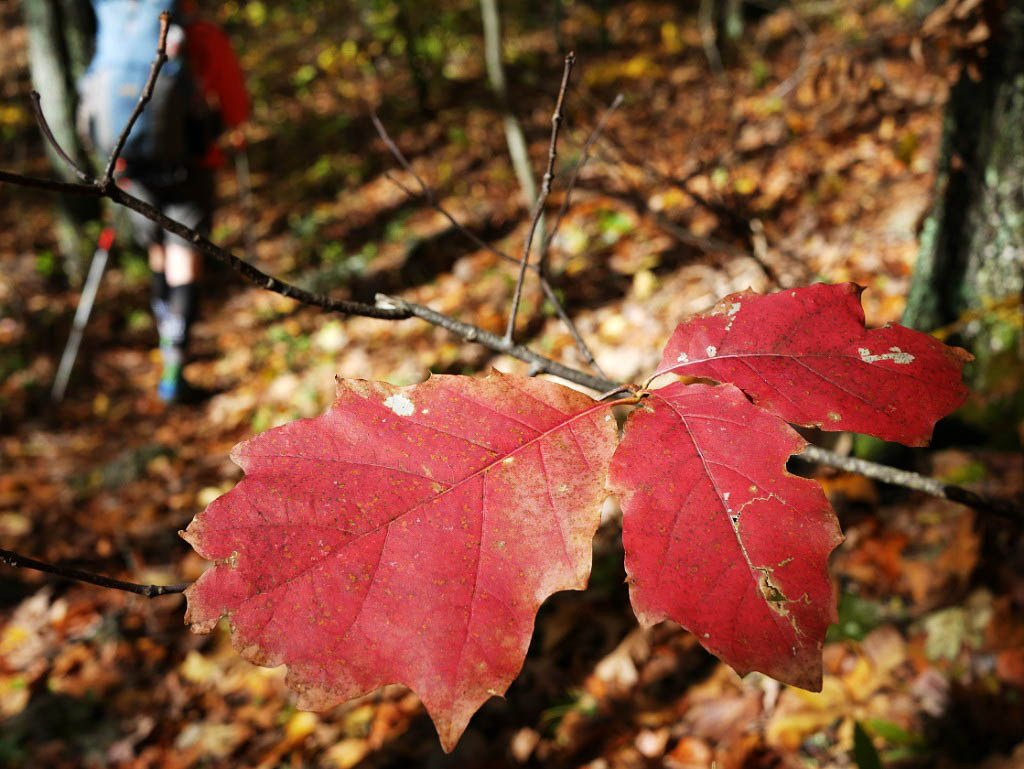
[1,1,1022,768]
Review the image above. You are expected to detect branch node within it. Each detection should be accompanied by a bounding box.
[374,293,404,311]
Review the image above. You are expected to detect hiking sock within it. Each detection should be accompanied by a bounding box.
[157,282,198,398]
[167,282,199,332]
[150,270,169,327]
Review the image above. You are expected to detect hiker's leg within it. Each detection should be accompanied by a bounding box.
[119,174,206,400]
[155,169,213,401]
[148,243,165,272]
[148,243,169,327]
[120,181,173,343]
[164,243,201,286]
[156,244,200,399]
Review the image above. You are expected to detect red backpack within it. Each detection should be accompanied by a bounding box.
[184,18,250,167]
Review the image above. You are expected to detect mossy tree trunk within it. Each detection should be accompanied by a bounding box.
[903,0,1023,444]
[22,0,100,285]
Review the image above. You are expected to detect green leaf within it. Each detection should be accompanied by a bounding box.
[853,721,883,769]
[864,718,926,747]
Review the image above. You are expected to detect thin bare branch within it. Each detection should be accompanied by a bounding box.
[373,116,524,272]
[104,185,411,319]
[30,91,92,182]
[3,31,1012,523]
[505,52,574,345]
[100,11,170,184]
[0,168,102,196]
[374,116,527,271]
[2,164,1013,517]
[538,92,623,275]
[1,163,609,387]
[797,445,1022,520]
[0,548,188,598]
[373,113,604,372]
[0,168,410,320]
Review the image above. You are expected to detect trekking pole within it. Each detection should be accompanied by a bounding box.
[51,226,116,402]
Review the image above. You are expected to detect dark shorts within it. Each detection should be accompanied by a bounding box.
[119,166,215,249]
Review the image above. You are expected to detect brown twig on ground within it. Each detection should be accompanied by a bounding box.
[505,52,574,345]
[608,188,772,273]
[0,548,188,598]
[100,11,170,185]
[596,126,820,287]
[538,92,623,278]
[29,91,92,182]
[371,111,604,373]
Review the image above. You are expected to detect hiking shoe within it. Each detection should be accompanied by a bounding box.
[157,376,184,403]
[157,376,217,405]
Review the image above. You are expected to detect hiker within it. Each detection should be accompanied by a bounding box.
[77,0,249,402]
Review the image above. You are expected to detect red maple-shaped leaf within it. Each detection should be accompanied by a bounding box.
[654,283,971,445]
[182,372,617,751]
[609,382,843,690]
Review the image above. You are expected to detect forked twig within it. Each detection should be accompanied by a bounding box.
[0,548,188,598]
[505,52,574,344]
[371,110,604,372]
[538,92,623,277]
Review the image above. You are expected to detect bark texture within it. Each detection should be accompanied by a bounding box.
[903,0,1024,446]
[904,0,1024,340]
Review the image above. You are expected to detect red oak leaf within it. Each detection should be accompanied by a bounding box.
[653,283,971,445]
[182,372,617,751]
[609,382,843,690]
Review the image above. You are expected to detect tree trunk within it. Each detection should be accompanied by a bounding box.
[903,0,1024,442]
[22,0,99,285]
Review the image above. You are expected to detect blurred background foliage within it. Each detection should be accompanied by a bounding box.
[0,1,1022,767]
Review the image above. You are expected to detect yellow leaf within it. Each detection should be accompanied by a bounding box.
[733,177,758,196]
[179,649,220,685]
[323,738,370,768]
[286,710,319,743]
